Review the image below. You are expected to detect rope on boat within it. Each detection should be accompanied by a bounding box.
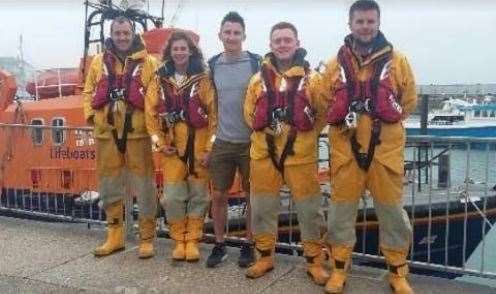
[468,195,494,230]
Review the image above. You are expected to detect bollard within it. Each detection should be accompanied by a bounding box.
[438,154,450,188]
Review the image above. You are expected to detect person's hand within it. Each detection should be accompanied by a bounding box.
[201,152,211,167]
[86,115,95,126]
[158,145,177,156]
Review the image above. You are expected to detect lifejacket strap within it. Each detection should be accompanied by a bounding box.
[265,127,297,175]
[179,126,197,178]
[111,107,134,154]
[350,119,381,171]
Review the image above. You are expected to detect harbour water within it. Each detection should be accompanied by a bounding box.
[457,223,496,287]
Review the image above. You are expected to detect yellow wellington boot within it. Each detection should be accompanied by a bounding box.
[169,219,186,261]
[303,241,330,286]
[382,247,414,294]
[325,245,353,294]
[246,234,275,279]
[94,201,125,257]
[138,217,156,259]
[388,264,414,294]
[185,216,204,262]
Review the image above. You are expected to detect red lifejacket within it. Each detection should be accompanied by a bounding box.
[252,65,315,132]
[91,52,145,110]
[327,45,402,125]
[157,76,209,129]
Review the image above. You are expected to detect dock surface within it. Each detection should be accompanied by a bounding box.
[0,216,495,293]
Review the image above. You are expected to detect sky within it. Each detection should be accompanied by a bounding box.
[0,0,495,84]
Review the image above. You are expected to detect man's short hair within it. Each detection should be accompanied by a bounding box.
[349,0,381,20]
[270,22,298,39]
[110,16,134,33]
[220,11,245,31]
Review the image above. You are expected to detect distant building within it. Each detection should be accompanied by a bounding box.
[0,57,35,98]
[417,84,496,96]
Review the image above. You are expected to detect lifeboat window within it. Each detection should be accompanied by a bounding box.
[482,110,488,117]
[30,119,44,145]
[491,111,496,118]
[474,110,481,117]
[51,118,65,145]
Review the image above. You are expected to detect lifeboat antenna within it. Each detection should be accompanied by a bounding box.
[161,0,165,23]
[81,0,164,78]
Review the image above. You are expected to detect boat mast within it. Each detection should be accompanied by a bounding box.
[81,0,164,79]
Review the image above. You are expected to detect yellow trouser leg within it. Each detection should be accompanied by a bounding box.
[284,163,328,285]
[94,200,125,257]
[169,219,187,261]
[325,245,353,294]
[382,248,414,294]
[138,217,156,259]
[246,233,276,279]
[367,162,413,294]
[303,240,329,286]
[185,216,204,262]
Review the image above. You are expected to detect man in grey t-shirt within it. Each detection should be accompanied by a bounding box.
[205,11,261,268]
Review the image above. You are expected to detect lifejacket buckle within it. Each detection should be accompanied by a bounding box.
[345,111,358,129]
[109,88,125,101]
[357,153,369,169]
[161,110,185,128]
[272,107,287,121]
[364,98,372,112]
[349,99,370,113]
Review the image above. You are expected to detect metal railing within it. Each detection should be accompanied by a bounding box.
[1,123,496,279]
[399,135,496,278]
[0,123,103,224]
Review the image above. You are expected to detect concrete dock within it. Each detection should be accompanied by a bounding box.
[0,216,495,293]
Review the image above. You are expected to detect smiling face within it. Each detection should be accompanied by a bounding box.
[110,20,134,53]
[349,9,380,44]
[218,21,245,54]
[270,28,300,63]
[170,39,191,69]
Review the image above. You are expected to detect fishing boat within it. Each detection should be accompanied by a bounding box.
[405,96,496,137]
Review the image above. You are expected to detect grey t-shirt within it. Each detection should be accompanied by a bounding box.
[212,52,254,143]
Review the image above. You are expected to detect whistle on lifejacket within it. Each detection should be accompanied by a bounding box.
[188,83,207,120]
[272,121,283,136]
[303,105,315,124]
[110,88,126,113]
[269,119,283,136]
[270,107,286,136]
[189,83,198,98]
[261,79,268,93]
[195,106,208,121]
[279,78,288,92]
[345,111,358,129]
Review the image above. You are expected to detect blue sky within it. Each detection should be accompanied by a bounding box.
[0,0,495,84]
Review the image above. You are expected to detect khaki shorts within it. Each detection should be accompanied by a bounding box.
[209,138,250,193]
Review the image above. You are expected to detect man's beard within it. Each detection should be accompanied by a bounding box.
[354,33,377,49]
[355,37,372,48]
